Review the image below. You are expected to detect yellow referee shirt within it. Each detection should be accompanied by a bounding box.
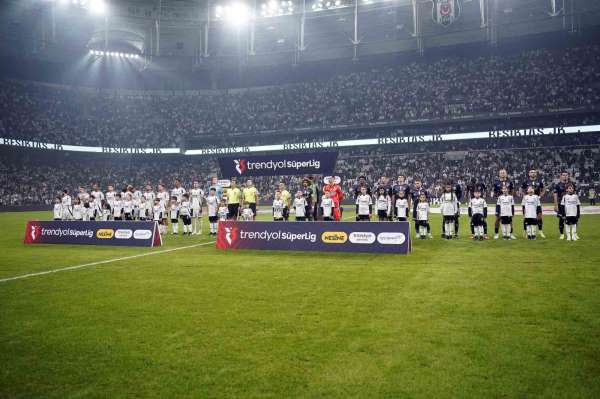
[280,189,291,208]
[227,187,242,204]
[243,187,258,204]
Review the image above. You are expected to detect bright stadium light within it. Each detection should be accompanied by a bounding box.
[312,0,344,10]
[88,0,107,15]
[214,2,252,26]
[260,1,294,18]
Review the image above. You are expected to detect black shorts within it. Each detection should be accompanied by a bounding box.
[228,204,239,218]
[396,217,407,222]
[296,216,306,221]
[54,218,61,221]
[377,210,388,219]
[500,216,512,224]
[416,220,428,228]
[208,216,218,223]
[249,203,257,215]
[124,213,132,220]
[443,215,455,223]
[282,207,290,219]
[274,217,284,221]
[471,214,484,226]
[524,218,538,226]
[171,218,178,223]
[323,216,333,221]
[181,215,191,225]
[358,214,370,221]
[565,216,578,225]
[114,216,122,221]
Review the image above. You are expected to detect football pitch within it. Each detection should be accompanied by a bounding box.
[1,210,599,399]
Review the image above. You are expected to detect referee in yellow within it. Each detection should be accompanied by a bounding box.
[226,179,242,220]
[278,182,292,221]
[242,179,259,220]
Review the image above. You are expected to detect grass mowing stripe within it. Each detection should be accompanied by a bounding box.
[0,241,216,283]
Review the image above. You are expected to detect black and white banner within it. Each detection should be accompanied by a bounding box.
[218,152,338,177]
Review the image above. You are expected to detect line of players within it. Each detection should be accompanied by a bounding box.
[352,169,582,241]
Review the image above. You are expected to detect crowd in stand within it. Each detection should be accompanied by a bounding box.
[1,45,600,147]
[1,143,598,206]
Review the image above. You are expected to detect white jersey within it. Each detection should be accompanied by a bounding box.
[157,191,169,207]
[469,197,487,216]
[521,194,541,219]
[105,191,116,206]
[497,194,514,217]
[78,192,90,203]
[294,197,307,217]
[132,190,142,201]
[123,200,133,214]
[138,202,149,219]
[376,195,391,212]
[112,200,123,217]
[61,195,72,219]
[218,206,229,221]
[321,198,334,218]
[101,207,111,221]
[152,205,163,221]
[171,187,186,202]
[180,201,191,217]
[143,191,155,204]
[356,194,372,216]
[206,196,218,217]
[53,203,62,219]
[417,202,429,221]
[169,204,180,219]
[440,192,458,216]
[90,190,104,206]
[72,204,83,220]
[241,208,254,221]
[272,199,284,219]
[561,194,581,217]
[190,188,204,210]
[395,198,409,218]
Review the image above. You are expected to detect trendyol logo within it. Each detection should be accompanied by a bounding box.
[30,224,41,241]
[233,158,321,174]
[225,227,239,245]
[234,159,247,175]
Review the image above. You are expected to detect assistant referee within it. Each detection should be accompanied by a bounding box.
[227,180,242,220]
[242,179,259,220]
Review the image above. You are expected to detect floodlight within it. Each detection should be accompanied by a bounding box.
[88,0,107,15]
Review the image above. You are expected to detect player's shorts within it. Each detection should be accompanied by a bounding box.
[181,215,191,225]
[208,216,218,223]
[114,216,122,221]
[191,207,201,217]
[443,215,455,223]
[282,207,290,220]
[358,214,370,221]
[471,214,484,226]
[524,217,538,226]
[565,216,578,225]
[54,218,61,221]
[500,216,513,224]
[296,216,306,221]
[274,217,284,221]
[416,220,428,228]
[228,204,240,218]
[323,216,333,221]
[249,203,257,215]
[377,210,388,219]
[396,217,407,222]
[124,213,132,220]
[171,218,178,223]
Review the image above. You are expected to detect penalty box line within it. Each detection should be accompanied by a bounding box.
[0,241,216,284]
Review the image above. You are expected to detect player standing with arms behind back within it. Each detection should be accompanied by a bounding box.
[521,169,546,238]
[496,186,515,240]
[468,189,487,240]
[553,171,573,240]
[190,180,204,235]
[521,187,542,240]
[492,169,516,240]
[561,184,581,241]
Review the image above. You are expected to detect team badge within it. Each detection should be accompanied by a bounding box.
[432,0,461,27]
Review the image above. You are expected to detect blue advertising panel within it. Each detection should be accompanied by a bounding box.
[216,221,411,254]
[24,220,162,247]
[218,152,338,177]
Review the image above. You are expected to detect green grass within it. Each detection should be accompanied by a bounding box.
[1,210,599,398]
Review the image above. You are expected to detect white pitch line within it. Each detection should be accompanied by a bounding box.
[0,241,216,284]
